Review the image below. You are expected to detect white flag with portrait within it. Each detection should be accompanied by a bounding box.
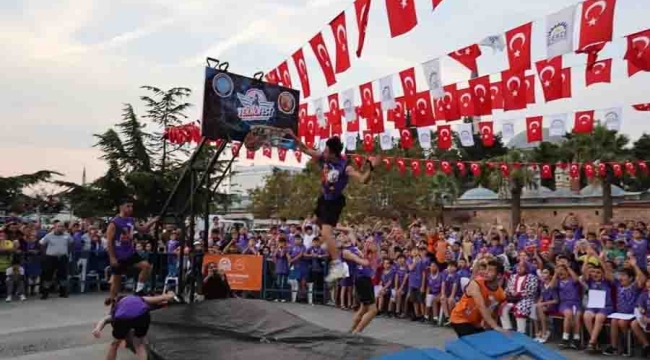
[345,132,358,151]
[422,59,444,99]
[546,5,576,58]
[501,120,516,140]
[379,131,393,150]
[602,107,622,131]
[417,127,432,149]
[341,88,357,121]
[548,113,568,137]
[379,75,396,110]
[313,97,326,128]
[480,35,505,53]
[457,122,474,147]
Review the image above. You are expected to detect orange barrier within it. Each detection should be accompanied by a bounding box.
[202,254,263,291]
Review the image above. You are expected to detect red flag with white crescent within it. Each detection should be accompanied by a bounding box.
[329,12,351,74]
[469,75,493,116]
[265,68,280,84]
[437,125,452,150]
[560,68,572,99]
[262,145,272,159]
[624,29,650,76]
[396,158,406,174]
[573,110,595,134]
[354,0,372,58]
[478,121,494,147]
[448,44,482,73]
[327,93,342,126]
[352,155,365,169]
[383,157,392,171]
[246,148,255,160]
[410,159,421,176]
[489,81,504,110]
[597,163,607,178]
[625,161,636,176]
[278,147,287,162]
[425,160,436,176]
[584,163,596,179]
[292,49,311,98]
[458,88,476,117]
[385,0,418,38]
[499,163,510,177]
[577,0,616,66]
[367,103,385,134]
[440,161,452,175]
[501,69,527,111]
[400,128,413,149]
[440,84,460,121]
[399,67,417,109]
[231,142,241,156]
[612,163,623,178]
[541,164,553,179]
[585,58,612,86]
[639,161,649,175]
[535,56,563,102]
[309,32,337,87]
[456,162,467,176]
[525,75,536,104]
[470,162,481,177]
[569,163,580,179]
[362,130,374,152]
[526,116,543,143]
[633,103,650,111]
[359,81,375,119]
[294,148,302,163]
[298,103,308,137]
[506,22,532,71]
[412,91,435,126]
[388,96,407,129]
[277,61,292,88]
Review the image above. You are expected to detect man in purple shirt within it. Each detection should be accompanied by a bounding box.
[106,198,159,301]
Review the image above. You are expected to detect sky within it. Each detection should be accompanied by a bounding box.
[1,0,649,185]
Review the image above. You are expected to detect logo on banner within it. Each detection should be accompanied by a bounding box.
[547,22,569,47]
[237,89,275,121]
[277,91,296,115]
[212,73,234,98]
[218,257,232,271]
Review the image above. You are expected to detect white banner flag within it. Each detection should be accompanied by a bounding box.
[422,59,444,99]
[457,123,474,147]
[479,35,505,53]
[602,107,622,131]
[379,75,396,111]
[548,113,568,137]
[546,5,576,58]
[313,97,326,128]
[501,120,516,140]
[417,127,432,149]
[379,132,393,150]
[345,132,358,151]
[341,88,357,122]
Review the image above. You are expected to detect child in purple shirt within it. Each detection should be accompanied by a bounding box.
[274,238,290,302]
[441,260,459,323]
[378,258,395,316]
[631,279,650,357]
[425,261,444,323]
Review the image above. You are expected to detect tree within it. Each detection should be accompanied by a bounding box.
[0,171,61,213]
[530,141,571,189]
[560,125,630,223]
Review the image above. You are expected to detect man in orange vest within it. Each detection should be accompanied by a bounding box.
[450,259,508,337]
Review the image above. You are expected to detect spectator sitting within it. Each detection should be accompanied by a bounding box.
[499,260,539,333]
[203,262,232,300]
[5,257,26,302]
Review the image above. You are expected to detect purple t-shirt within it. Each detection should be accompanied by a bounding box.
[442,270,458,296]
[617,282,642,314]
[289,245,307,271]
[274,248,289,275]
[236,234,249,252]
[407,259,424,289]
[630,238,648,269]
[111,217,135,260]
[307,246,326,272]
[427,272,443,296]
[319,156,349,200]
[382,268,395,288]
[540,283,559,311]
[394,266,408,288]
[558,279,581,305]
[587,279,614,310]
[489,244,504,256]
[113,295,150,320]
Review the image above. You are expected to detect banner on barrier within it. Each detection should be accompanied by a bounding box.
[202,254,263,291]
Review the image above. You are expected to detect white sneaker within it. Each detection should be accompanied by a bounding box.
[325,260,347,283]
[5,296,11,303]
[19,295,26,301]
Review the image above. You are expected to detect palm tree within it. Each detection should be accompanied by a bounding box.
[561,125,630,223]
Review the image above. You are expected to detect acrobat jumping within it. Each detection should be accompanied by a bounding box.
[286,130,380,283]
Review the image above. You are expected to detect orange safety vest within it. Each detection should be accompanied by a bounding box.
[450,278,506,327]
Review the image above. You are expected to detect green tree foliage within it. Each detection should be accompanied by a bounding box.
[0,171,62,213]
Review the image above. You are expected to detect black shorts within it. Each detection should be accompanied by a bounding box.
[408,288,423,303]
[112,312,150,340]
[355,276,375,305]
[315,195,346,227]
[451,322,484,338]
[111,253,145,275]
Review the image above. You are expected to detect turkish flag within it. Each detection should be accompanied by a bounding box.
[470,162,481,177]
[478,121,494,147]
[309,32,337,87]
[278,148,288,162]
[535,56,563,102]
[458,88,475,117]
[410,159,421,176]
[306,115,317,138]
[501,69,527,111]
[625,161,637,176]
[318,122,330,139]
[437,125,452,150]
[573,110,595,133]
[278,61,292,88]
[525,75,536,104]
[448,44,482,73]
[624,29,650,76]
[331,122,343,136]
[329,12,351,73]
[499,163,510,177]
[231,142,241,156]
[577,0,616,66]
[469,75,492,115]
[292,49,311,98]
[359,81,375,118]
[298,103,308,137]
[585,58,612,86]
[585,163,596,179]
[612,163,624,178]
[639,162,649,175]
[362,130,374,152]
[432,0,444,10]
[382,157,392,171]
[438,84,460,121]
[425,160,436,176]
[352,155,365,169]
[597,163,607,178]
[633,103,650,111]
[413,91,435,126]
[399,67,417,109]
[396,158,407,174]
[265,68,280,84]
[246,148,255,160]
[294,148,302,162]
[354,0,372,57]
[367,103,385,134]
[347,117,360,132]
[561,68,572,99]
[569,163,580,179]
[263,145,272,159]
[506,22,532,71]
[440,161,453,175]
[541,164,553,179]
[489,82,504,110]
[327,94,342,126]
[526,116,543,143]
[400,128,413,149]
[456,162,467,176]
[385,0,418,38]
[388,96,407,128]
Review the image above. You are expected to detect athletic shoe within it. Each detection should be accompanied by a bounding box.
[19,295,26,301]
[540,331,551,343]
[642,345,650,357]
[602,346,618,356]
[325,260,347,283]
[558,339,571,350]
[569,340,580,350]
[5,296,11,303]
[585,343,598,354]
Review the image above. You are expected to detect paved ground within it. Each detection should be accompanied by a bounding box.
[0,294,590,360]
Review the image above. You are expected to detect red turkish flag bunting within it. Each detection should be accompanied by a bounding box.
[458,88,476,117]
[525,75,536,104]
[597,163,607,178]
[305,115,317,147]
[438,84,460,121]
[561,68,572,99]
[309,33,337,87]
[399,68,417,109]
[489,82,504,110]
[329,12,351,74]
[231,142,241,156]
[359,81,375,118]
[448,44,482,73]
[425,160,436,176]
[639,162,649,175]
[352,155,365,169]
[541,164,553,179]
[470,162,481,177]
[499,163,510,177]
[536,56,564,102]
[437,125,452,150]
[385,0,418,38]
[396,158,407,174]
[612,163,623,178]
[526,116,543,143]
[413,91,435,126]
[367,103,385,134]
[354,0,372,57]
[292,49,311,98]
[327,94,342,126]
[298,103,308,137]
[585,163,596,179]
[469,75,493,116]
[569,163,580,179]
[347,117,360,132]
[265,68,280,84]
[624,29,650,76]
[318,121,330,139]
[399,128,413,149]
[574,110,595,133]
[432,0,444,10]
[501,69,527,111]
[478,121,494,147]
[625,161,637,176]
[456,162,467,176]
[577,0,616,66]
[262,145,272,159]
[410,159,421,176]
[585,58,612,86]
[294,148,302,163]
[440,161,453,175]
[382,157,392,171]
[362,131,374,152]
[388,97,407,128]
[277,61,292,88]
[506,22,532,71]
[331,122,343,136]
[633,103,650,111]
[246,148,255,160]
[278,148,287,162]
